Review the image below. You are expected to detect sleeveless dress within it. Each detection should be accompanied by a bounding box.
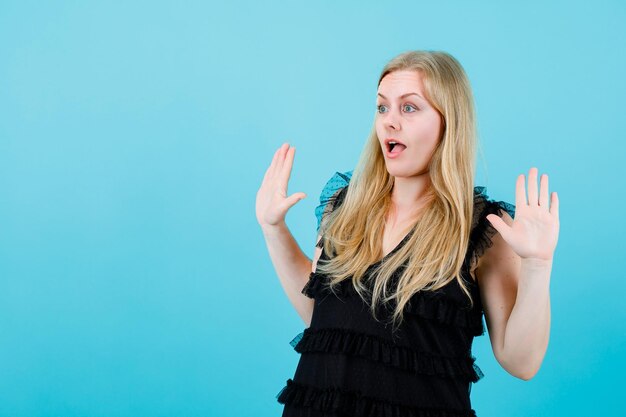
[276,170,516,417]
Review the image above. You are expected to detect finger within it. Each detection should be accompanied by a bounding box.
[550,191,559,220]
[515,174,527,208]
[487,213,511,242]
[539,173,549,212]
[268,145,282,179]
[285,192,307,209]
[262,149,278,184]
[261,163,271,186]
[277,142,289,173]
[528,167,538,206]
[281,146,296,186]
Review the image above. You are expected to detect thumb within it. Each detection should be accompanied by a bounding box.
[286,192,306,207]
[486,214,509,239]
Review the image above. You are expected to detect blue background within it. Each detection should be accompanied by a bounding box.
[1,1,624,416]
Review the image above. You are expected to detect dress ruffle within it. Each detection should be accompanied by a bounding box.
[301,271,330,298]
[276,378,478,417]
[289,327,484,383]
[315,170,353,234]
[405,293,485,337]
[466,186,516,271]
[301,272,485,337]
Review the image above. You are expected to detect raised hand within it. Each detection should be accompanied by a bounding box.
[256,143,307,230]
[486,167,560,261]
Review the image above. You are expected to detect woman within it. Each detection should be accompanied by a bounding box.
[256,50,559,417]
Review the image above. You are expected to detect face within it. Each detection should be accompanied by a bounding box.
[375,70,444,177]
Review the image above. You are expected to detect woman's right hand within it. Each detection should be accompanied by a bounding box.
[256,143,307,231]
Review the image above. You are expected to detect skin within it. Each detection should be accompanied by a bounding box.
[374,69,444,256]
[477,168,559,379]
[373,70,560,379]
[259,72,560,379]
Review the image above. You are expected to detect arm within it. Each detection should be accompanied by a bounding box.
[262,183,342,327]
[262,184,344,326]
[475,210,552,380]
[256,143,315,326]
[261,223,320,327]
[476,168,559,380]
[256,144,349,326]
[256,143,342,326]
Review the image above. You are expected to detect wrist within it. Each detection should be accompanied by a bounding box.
[520,256,553,270]
[261,221,288,237]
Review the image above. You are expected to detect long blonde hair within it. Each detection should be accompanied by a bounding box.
[315,50,479,333]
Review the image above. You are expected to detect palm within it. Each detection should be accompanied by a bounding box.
[486,168,560,261]
[255,143,306,228]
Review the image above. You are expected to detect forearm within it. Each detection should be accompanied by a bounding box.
[261,222,314,322]
[502,258,552,379]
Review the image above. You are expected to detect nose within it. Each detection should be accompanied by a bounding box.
[382,106,401,131]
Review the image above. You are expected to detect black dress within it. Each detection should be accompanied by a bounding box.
[276,174,516,417]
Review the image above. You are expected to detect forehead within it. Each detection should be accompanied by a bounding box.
[377,70,425,95]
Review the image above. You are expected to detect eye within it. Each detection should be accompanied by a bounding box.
[376,103,418,114]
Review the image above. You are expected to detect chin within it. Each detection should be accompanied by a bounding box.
[385,164,427,178]
[384,166,408,177]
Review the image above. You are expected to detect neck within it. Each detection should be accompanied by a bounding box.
[388,174,432,224]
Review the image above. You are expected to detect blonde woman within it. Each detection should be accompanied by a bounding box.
[256,50,559,417]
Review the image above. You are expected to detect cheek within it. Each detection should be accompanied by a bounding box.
[375,124,386,144]
[412,120,442,145]
[375,120,384,134]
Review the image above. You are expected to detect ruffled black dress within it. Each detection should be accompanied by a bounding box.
[276,171,516,417]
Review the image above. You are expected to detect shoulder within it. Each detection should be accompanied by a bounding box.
[472,186,516,219]
[315,170,353,232]
[470,188,522,368]
[468,186,517,277]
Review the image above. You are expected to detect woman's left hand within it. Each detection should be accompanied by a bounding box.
[486,167,560,261]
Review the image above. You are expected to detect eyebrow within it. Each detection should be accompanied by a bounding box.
[377,92,424,100]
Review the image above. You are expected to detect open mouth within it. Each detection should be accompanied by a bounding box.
[387,141,407,153]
